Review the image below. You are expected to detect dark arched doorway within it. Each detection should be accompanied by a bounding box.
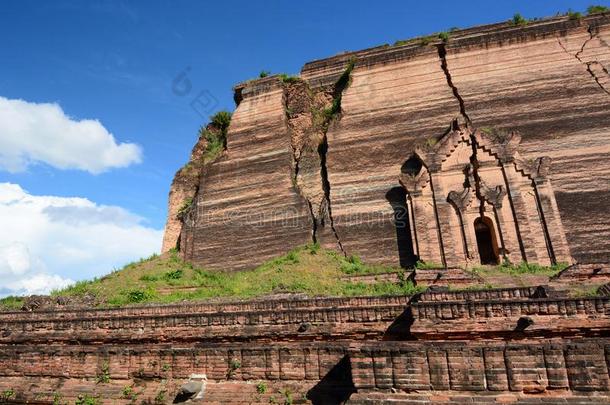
[385,187,417,268]
[401,155,423,177]
[474,217,499,265]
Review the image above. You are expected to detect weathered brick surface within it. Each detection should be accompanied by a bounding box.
[552,263,610,283]
[410,268,483,287]
[345,392,610,405]
[2,286,610,404]
[0,301,409,344]
[410,297,610,339]
[417,286,541,302]
[348,340,610,394]
[0,294,410,321]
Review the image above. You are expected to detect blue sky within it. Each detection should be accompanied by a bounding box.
[0,0,601,295]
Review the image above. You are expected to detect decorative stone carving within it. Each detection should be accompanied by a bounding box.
[399,168,429,196]
[400,123,571,267]
[474,129,521,163]
[480,181,506,208]
[447,187,473,212]
[516,156,552,182]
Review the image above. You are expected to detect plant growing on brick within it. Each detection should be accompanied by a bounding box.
[279,73,301,83]
[587,5,609,14]
[75,395,101,405]
[122,385,137,400]
[256,382,267,394]
[280,388,293,405]
[419,34,437,45]
[154,390,166,404]
[511,13,528,26]
[1,389,15,400]
[52,393,64,405]
[567,9,583,19]
[176,197,193,219]
[95,361,110,384]
[227,358,241,378]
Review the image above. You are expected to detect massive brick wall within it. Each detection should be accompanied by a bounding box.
[319,15,610,266]
[445,19,610,263]
[179,78,313,271]
[167,14,610,271]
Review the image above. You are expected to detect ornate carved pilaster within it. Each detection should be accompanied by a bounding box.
[447,187,476,260]
[399,164,443,265]
[516,156,571,264]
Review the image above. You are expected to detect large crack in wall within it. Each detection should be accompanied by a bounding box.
[558,25,610,96]
[282,62,354,253]
[437,43,472,125]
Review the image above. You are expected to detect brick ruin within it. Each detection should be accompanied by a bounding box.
[2,13,610,405]
[165,13,610,271]
[1,280,610,404]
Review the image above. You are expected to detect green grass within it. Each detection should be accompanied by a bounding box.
[470,261,568,278]
[74,394,101,405]
[44,245,420,307]
[510,13,529,26]
[198,127,226,162]
[176,198,193,219]
[419,34,437,45]
[1,243,577,310]
[567,9,583,20]
[569,284,603,298]
[279,73,301,83]
[195,110,232,164]
[587,5,609,15]
[0,295,25,310]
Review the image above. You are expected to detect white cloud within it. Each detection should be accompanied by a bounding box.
[0,96,142,173]
[0,183,163,297]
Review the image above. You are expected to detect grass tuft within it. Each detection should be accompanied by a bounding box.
[0,296,25,310]
[279,73,301,83]
[470,261,568,278]
[587,5,609,15]
[567,9,583,20]
[510,13,529,26]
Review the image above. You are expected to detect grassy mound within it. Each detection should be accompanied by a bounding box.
[0,244,574,310]
[0,244,418,308]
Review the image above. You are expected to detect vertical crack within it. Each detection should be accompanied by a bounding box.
[437,43,471,124]
[282,59,354,254]
[319,132,346,254]
[558,26,610,96]
[468,136,486,218]
[282,85,319,244]
[306,199,318,244]
[584,62,610,95]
